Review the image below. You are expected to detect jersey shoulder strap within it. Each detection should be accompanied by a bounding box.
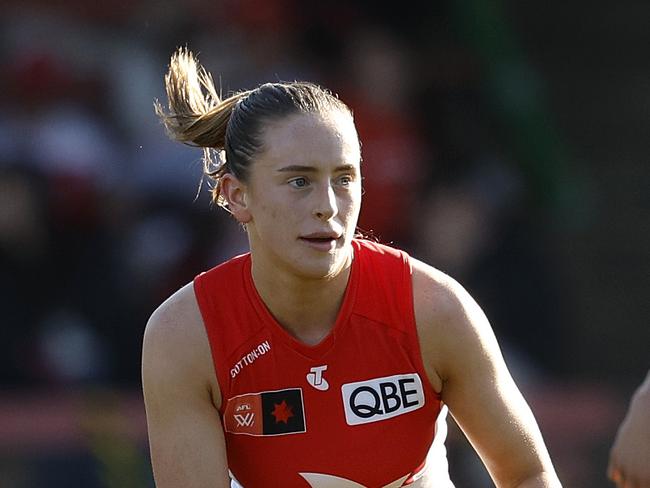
[193,253,263,399]
[352,239,416,335]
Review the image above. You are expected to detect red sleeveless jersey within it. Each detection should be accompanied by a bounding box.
[193,239,443,487]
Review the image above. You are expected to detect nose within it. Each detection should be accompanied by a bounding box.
[313,182,338,221]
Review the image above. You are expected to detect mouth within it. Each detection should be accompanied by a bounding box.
[299,233,342,251]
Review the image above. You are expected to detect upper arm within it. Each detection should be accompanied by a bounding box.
[142,283,230,488]
[412,259,561,487]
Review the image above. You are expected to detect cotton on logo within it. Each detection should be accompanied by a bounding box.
[306,365,329,391]
[233,413,255,427]
[299,472,409,488]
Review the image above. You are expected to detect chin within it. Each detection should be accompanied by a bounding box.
[289,251,346,281]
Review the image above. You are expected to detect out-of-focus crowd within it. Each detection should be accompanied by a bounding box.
[0,0,568,391]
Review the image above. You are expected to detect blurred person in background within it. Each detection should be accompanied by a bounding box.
[141,48,562,487]
[608,370,650,488]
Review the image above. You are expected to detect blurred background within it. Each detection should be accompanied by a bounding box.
[0,0,648,486]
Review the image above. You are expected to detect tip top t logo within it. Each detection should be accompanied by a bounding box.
[306,365,329,391]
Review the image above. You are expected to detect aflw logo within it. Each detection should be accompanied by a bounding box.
[341,373,425,426]
[223,388,306,436]
[233,403,255,427]
[234,413,255,427]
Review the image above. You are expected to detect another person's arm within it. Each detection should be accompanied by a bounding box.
[413,259,562,488]
[608,370,650,488]
[142,284,230,488]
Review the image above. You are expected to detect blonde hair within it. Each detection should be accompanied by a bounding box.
[155,47,352,206]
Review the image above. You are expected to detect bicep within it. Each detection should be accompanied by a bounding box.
[142,298,230,488]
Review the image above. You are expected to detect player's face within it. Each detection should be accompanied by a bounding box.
[243,110,362,280]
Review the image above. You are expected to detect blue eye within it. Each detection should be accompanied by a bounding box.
[289,177,309,188]
[337,175,353,186]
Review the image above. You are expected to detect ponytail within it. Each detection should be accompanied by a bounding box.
[154,48,247,206]
[156,47,354,207]
[155,48,248,148]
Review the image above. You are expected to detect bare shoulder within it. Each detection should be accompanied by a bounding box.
[142,282,219,407]
[411,258,498,389]
[411,258,467,323]
[144,282,203,345]
[143,282,206,362]
[411,257,482,342]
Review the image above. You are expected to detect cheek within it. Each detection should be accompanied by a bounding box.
[342,191,362,218]
[256,198,295,229]
[260,203,279,221]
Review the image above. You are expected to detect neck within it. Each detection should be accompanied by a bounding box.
[250,252,353,345]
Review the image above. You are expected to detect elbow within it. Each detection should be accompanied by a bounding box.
[508,469,563,488]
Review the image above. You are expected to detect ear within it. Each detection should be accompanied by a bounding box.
[220,173,252,224]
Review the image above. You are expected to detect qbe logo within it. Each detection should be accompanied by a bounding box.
[341,373,425,426]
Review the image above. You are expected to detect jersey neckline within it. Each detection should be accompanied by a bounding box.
[242,241,361,360]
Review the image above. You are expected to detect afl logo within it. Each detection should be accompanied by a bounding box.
[341,373,425,426]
